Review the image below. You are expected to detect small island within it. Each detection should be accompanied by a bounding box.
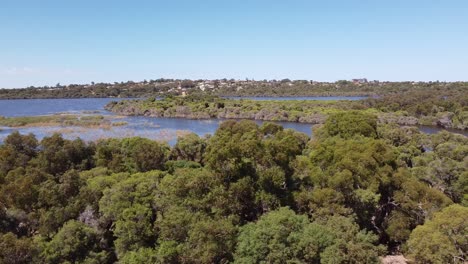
[105,89,468,131]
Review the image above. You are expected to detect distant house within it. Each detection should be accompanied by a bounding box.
[352,78,368,84]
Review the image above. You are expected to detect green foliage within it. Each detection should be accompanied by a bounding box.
[114,204,155,256]
[234,207,310,263]
[0,167,52,212]
[99,170,165,223]
[119,248,159,264]
[385,169,453,242]
[40,220,105,264]
[164,160,201,174]
[0,120,464,263]
[95,137,169,173]
[0,232,36,264]
[295,136,396,224]
[410,133,468,202]
[34,134,95,175]
[170,133,207,163]
[234,207,384,264]
[320,111,378,139]
[0,132,37,178]
[407,204,467,263]
[204,120,309,218]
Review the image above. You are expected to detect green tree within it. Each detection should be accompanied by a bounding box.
[34,134,94,176]
[0,232,37,264]
[294,136,397,226]
[170,133,206,163]
[95,137,169,173]
[204,120,262,184]
[119,247,159,264]
[0,167,51,212]
[40,220,106,264]
[99,171,165,223]
[114,204,155,257]
[384,169,452,243]
[155,206,237,263]
[406,204,467,264]
[0,132,37,177]
[319,111,378,139]
[234,207,383,264]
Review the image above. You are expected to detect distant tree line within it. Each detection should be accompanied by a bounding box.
[1,79,467,99]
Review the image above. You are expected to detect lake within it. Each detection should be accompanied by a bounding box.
[0,98,466,144]
[0,98,315,145]
[0,98,127,117]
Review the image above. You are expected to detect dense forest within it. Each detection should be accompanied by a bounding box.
[106,89,468,130]
[1,79,467,99]
[0,112,466,263]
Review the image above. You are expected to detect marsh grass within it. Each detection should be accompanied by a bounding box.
[0,114,124,129]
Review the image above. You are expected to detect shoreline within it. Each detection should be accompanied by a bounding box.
[105,97,468,133]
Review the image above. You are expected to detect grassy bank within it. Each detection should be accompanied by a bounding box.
[0,114,127,128]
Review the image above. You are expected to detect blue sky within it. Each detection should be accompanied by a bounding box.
[1,0,467,88]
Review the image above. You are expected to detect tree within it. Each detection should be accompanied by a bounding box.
[0,132,38,177]
[4,131,38,158]
[384,169,452,243]
[40,220,106,263]
[95,137,169,173]
[319,111,378,139]
[295,136,397,225]
[234,207,383,264]
[234,207,311,263]
[0,167,52,212]
[99,171,165,223]
[119,248,159,264]
[114,204,155,257]
[0,232,37,264]
[170,133,206,163]
[204,120,262,184]
[155,206,237,263]
[34,134,95,176]
[406,204,467,264]
[204,120,309,218]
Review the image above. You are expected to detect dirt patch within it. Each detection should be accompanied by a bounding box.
[380,255,408,264]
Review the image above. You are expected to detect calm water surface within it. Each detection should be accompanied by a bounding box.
[0,98,128,117]
[0,98,315,144]
[0,98,465,144]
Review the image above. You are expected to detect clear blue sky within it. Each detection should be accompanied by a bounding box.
[1,0,467,88]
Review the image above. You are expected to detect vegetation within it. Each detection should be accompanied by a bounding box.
[0,112,466,263]
[106,92,468,130]
[0,114,126,128]
[406,205,467,263]
[1,79,467,99]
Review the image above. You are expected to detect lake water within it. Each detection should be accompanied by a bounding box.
[0,98,315,144]
[0,98,127,117]
[0,98,465,145]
